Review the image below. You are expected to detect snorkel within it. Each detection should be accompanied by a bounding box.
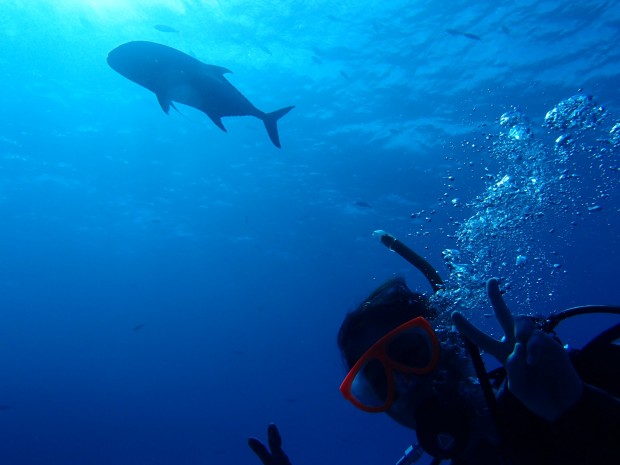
[373,230,444,292]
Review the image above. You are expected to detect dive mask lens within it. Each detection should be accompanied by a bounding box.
[347,358,391,410]
[387,326,435,371]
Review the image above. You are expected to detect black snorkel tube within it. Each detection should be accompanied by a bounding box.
[537,305,620,333]
[373,230,502,465]
[373,230,444,293]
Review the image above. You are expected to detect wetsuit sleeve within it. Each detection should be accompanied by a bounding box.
[497,382,620,465]
[548,383,620,462]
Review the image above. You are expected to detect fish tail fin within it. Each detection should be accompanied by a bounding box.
[262,106,295,148]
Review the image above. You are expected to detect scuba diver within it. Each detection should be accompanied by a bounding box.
[248,231,620,465]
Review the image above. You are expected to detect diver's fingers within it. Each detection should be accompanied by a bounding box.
[505,340,528,382]
[267,423,292,465]
[514,316,535,344]
[248,438,271,465]
[267,423,283,453]
[452,311,509,362]
[486,278,516,346]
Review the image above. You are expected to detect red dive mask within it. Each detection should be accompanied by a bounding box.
[340,316,440,413]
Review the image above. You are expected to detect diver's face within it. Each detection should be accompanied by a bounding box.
[385,365,437,429]
[384,347,470,431]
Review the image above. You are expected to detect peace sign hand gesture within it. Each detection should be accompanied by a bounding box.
[452,278,583,421]
[248,424,292,465]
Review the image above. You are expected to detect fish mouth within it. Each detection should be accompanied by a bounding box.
[106,48,120,70]
[107,43,133,72]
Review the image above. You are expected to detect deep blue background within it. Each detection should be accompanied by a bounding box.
[0,1,618,464]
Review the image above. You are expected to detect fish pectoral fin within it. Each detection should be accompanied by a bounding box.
[156,94,172,114]
[207,114,227,132]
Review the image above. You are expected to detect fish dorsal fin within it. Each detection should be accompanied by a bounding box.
[202,64,233,75]
[156,94,172,114]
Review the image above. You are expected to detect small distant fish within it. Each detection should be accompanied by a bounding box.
[133,323,146,331]
[501,25,511,35]
[353,201,372,209]
[154,24,178,33]
[445,29,482,41]
[327,14,345,23]
[256,44,272,56]
[340,70,352,81]
[463,32,481,41]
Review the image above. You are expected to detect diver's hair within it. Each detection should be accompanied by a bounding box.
[337,277,436,369]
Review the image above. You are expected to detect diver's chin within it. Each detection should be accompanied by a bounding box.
[386,398,418,430]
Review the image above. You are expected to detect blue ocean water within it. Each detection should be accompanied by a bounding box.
[0,1,618,464]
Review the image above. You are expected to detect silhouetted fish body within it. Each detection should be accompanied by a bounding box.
[107,41,294,148]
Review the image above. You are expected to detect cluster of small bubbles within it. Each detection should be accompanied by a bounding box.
[499,108,533,141]
[435,112,571,313]
[610,123,620,147]
[425,94,618,316]
[544,94,608,132]
[556,101,618,200]
[553,134,575,162]
[441,249,472,277]
[430,249,488,311]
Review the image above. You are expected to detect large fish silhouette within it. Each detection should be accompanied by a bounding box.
[107,41,294,148]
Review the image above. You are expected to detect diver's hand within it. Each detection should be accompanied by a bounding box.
[452,278,583,422]
[248,424,292,465]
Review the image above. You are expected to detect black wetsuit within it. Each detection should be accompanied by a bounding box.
[449,341,620,465]
[495,382,620,465]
